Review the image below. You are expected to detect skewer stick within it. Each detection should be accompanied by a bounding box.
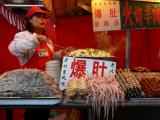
[47,41,66,49]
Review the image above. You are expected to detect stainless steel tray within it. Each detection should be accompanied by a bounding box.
[0,97,61,108]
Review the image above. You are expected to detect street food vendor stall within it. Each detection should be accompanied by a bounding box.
[0,0,159,120]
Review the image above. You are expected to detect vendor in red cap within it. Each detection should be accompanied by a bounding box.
[8,6,70,120]
[8,6,68,70]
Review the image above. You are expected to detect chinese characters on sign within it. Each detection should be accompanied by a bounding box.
[131,0,160,2]
[92,0,121,31]
[70,59,86,78]
[121,1,160,29]
[60,57,116,90]
[60,57,68,88]
[91,0,160,31]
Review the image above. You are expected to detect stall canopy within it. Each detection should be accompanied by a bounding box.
[0,13,20,73]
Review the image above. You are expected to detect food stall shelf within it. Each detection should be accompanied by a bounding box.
[4,4,43,8]
[2,98,160,120]
[1,98,160,108]
[0,98,61,109]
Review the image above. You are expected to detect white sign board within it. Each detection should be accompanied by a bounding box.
[92,0,121,31]
[60,57,116,90]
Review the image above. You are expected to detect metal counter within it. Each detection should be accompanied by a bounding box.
[1,98,160,108]
[2,98,160,120]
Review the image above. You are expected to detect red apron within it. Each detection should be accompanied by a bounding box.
[22,43,53,70]
[15,43,52,120]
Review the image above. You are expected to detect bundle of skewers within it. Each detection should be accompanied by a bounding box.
[116,69,143,99]
[137,72,160,97]
[66,75,124,120]
[65,67,159,120]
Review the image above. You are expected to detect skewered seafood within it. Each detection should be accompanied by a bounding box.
[66,75,124,120]
[86,76,124,120]
[0,69,62,97]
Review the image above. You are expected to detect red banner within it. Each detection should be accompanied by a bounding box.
[0,2,25,31]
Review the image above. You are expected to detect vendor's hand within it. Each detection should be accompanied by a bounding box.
[61,46,76,56]
[36,34,49,44]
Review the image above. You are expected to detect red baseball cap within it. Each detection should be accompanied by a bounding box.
[25,6,49,18]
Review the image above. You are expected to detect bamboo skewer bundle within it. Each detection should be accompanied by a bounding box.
[116,69,143,99]
[137,72,160,97]
[66,76,124,120]
[66,77,89,98]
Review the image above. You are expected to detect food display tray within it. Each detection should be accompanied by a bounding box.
[64,98,160,108]
[3,97,160,120]
[0,97,61,108]
[1,97,160,108]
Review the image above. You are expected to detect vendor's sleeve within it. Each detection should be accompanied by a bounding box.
[53,51,62,59]
[8,32,39,57]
